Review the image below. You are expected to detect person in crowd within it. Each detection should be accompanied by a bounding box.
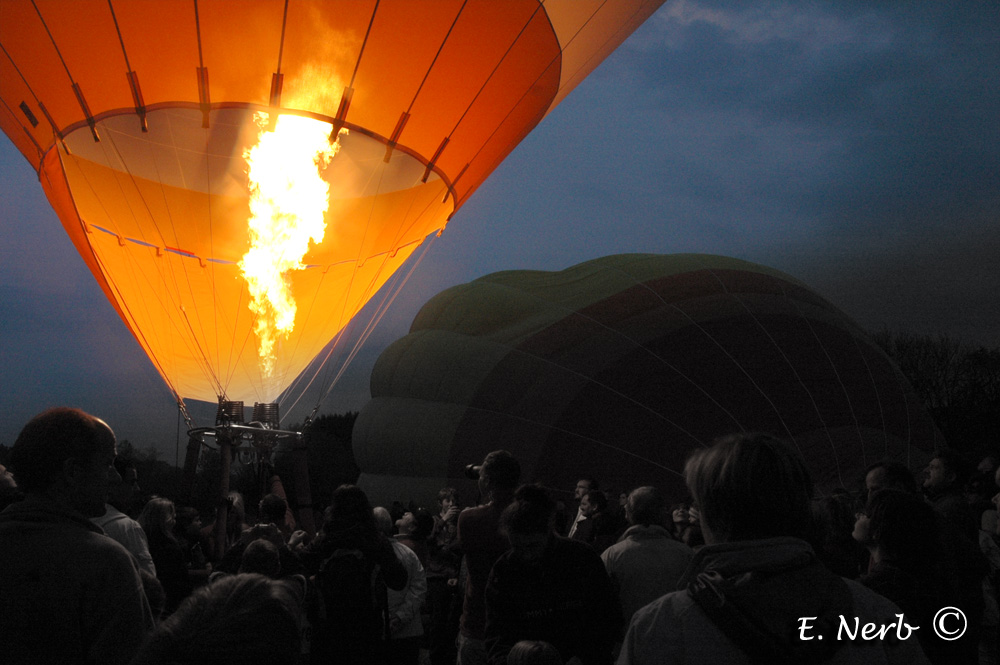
[304,484,408,664]
[853,488,968,664]
[173,505,209,570]
[681,504,705,549]
[601,487,693,631]
[978,502,1000,665]
[617,432,929,665]
[0,462,23,510]
[456,450,522,665]
[0,407,154,664]
[239,538,283,578]
[428,487,464,665]
[129,573,302,665]
[811,489,867,579]
[377,506,429,665]
[864,460,919,498]
[214,521,307,579]
[141,568,167,622]
[506,639,564,665]
[923,449,978,539]
[91,456,156,577]
[571,489,618,553]
[224,490,251,555]
[920,451,989,655]
[259,492,295,541]
[980,454,999,476]
[485,484,619,665]
[565,476,597,538]
[139,495,194,615]
[965,470,998,525]
[433,487,461,547]
[397,507,435,567]
[669,501,690,541]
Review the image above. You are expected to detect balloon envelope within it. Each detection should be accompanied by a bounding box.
[0,0,663,406]
[354,253,941,504]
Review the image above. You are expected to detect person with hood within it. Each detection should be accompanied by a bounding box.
[617,433,929,665]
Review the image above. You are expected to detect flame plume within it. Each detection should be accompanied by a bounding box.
[240,113,343,381]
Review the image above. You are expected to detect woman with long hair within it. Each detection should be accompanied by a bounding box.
[139,496,192,616]
[853,488,958,664]
[304,485,408,664]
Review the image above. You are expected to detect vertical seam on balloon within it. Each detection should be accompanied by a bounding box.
[102,126,188,390]
[30,0,99,139]
[549,0,653,103]
[284,177,444,420]
[94,112,232,401]
[403,0,468,119]
[0,42,47,160]
[886,346,916,466]
[846,328,890,468]
[193,0,205,70]
[276,0,289,75]
[469,401,685,475]
[295,154,395,412]
[0,41,43,108]
[313,233,440,420]
[191,1,224,395]
[607,256,749,438]
[106,0,131,71]
[350,0,381,89]
[102,114,225,398]
[106,1,148,131]
[453,0,609,205]
[437,0,545,185]
[778,282,854,491]
[0,95,43,160]
[28,0,74,85]
[689,256,804,449]
[478,274,714,446]
[282,233,433,421]
[49,140,191,405]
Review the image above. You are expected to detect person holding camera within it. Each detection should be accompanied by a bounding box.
[456,450,521,665]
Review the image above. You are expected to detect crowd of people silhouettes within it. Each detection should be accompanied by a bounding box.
[1,406,998,664]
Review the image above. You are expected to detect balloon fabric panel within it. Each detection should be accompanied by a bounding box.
[356,254,940,506]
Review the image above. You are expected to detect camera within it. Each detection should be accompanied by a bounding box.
[463,464,482,480]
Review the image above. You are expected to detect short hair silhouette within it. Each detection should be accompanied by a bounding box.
[507,639,563,665]
[239,539,281,578]
[10,407,114,494]
[684,432,814,542]
[482,450,521,490]
[130,574,300,665]
[626,486,667,527]
[501,484,556,536]
[865,461,918,494]
[258,493,287,525]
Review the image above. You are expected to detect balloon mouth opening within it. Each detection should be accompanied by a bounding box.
[50,105,454,405]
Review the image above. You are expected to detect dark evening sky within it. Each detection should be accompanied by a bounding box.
[1,1,997,459]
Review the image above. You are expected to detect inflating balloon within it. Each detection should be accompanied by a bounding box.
[0,0,663,413]
[354,254,941,503]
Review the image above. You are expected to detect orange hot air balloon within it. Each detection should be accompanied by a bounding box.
[0,0,664,414]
